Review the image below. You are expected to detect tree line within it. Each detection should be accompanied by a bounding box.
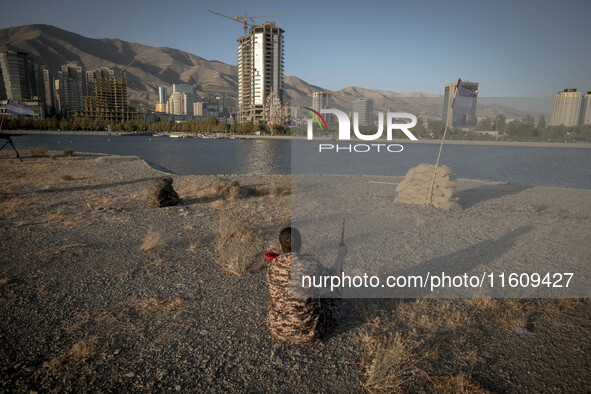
[0,115,291,135]
[2,113,589,142]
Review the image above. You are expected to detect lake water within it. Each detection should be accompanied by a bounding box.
[7,134,591,189]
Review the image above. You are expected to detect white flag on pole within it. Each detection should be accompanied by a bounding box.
[452,79,478,115]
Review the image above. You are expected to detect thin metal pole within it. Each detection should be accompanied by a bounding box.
[427,106,452,205]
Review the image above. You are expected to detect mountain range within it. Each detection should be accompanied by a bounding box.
[0,24,529,119]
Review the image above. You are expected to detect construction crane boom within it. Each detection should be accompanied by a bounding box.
[207,9,294,35]
[121,59,135,79]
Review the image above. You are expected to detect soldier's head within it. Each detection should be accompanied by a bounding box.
[279,227,301,253]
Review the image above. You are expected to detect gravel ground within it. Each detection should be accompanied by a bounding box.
[0,151,589,392]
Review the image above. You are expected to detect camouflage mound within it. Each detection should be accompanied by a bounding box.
[146,177,181,208]
[395,164,462,212]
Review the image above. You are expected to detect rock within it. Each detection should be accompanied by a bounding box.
[146,177,181,208]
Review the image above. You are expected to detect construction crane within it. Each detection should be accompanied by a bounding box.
[121,59,135,77]
[207,9,294,35]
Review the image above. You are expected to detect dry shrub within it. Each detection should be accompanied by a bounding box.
[361,298,565,391]
[63,148,75,157]
[140,231,167,251]
[246,186,263,196]
[268,181,291,197]
[353,299,398,324]
[50,153,58,161]
[59,174,73,182]
[148,258,166,267]
[0,278,8,287]
[211,213,262,275]
[176,180,201,200]
[433,374,487,393]
[28,145,48,157]
[364,333,419,392]
[202,179,244,200]
[204,179,243,200]
[46,336,99,370]
[187,242,200,253]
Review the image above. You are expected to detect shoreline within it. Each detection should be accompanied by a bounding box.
[3,129,591,149]
[248,134,591,148]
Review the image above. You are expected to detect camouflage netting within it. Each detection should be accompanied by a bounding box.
[394,163,462,212]
[147,177,181,208]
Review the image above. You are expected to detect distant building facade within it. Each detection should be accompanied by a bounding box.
[312,92,331,113]
[167,91,192,116]
[158,86,167,104]
[237,22,284,123]
[312,91,331,122]
[352,98,374,126]
[194,101,205,116]
[86,67,115,97]
[81,73,134,123]
[0,50,53,117]
[550,89,581,126]
[58,61,86,115]
[41,67,55,115]
[443,81,478,127]
[0,51,33,101]
[172,84,195,101]
[580,91,591,126]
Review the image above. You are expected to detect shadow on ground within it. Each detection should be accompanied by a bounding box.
[459,183,534,209]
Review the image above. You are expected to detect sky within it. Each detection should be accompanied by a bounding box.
[1,0,590,97]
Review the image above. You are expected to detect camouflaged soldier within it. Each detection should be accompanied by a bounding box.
[146,176,181,208]
[266,227,347,344]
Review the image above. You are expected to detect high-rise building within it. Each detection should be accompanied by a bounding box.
[173,84,195,101]
[53,79,61,114]
[0,51,54,117]
[194,102,205,117]
[312,91,331,121]
[443,81,478,127]
[166,92,192,116]
[579,91,591,126]
[41,67,55,115]
[82,73,133,123]
[58,61,86,115]
[86,67,115,97]
[237,22,284,123]
[550,89,581,126]
[0,51,32,101]
[352,98,374,126]
[158,87,167,104]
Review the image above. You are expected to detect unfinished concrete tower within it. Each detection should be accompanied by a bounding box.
[237,22,284,123]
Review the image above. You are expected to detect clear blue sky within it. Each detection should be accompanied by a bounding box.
[1,0,590,97]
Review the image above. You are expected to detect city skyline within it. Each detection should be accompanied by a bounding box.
[1,0,590,98]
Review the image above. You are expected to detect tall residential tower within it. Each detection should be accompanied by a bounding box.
[352,98,374,126]
[550,89,581,126]
[58,61,86,115]
[443,81,478,127]
[237,22,284,123]
[579,91,591,126]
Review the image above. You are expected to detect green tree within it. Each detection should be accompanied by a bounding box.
[538,114,546,128]
[476,117,492,131]
[411,116,427,137]
[427,120,445,138]
[495,115,506,133]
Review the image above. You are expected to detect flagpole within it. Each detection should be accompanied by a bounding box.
[427,101,453,205]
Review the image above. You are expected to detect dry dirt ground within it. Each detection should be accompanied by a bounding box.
[0,150,589,392]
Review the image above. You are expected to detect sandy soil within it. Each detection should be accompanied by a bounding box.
[0,150,589,392]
